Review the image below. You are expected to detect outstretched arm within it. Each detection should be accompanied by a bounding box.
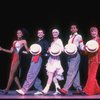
[0,41,16,53]
[0,46,14,53]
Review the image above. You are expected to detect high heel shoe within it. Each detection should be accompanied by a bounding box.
[34,91,47,95]
[53,91,61,95]
[0,89,8,95]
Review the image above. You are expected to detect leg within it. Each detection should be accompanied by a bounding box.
[83,62,100,95]
[53,76,61,92]
[14,76,21,89]
[53,76,61,95]
[73,71,82,91]
[34,77,43,91]
[42,72,53,93]
[21,57,42,93]
[5,60,20,91]
[64,53,80,90]
[58,53,81,95]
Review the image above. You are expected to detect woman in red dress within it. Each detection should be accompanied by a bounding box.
[0,29,29,94]
[83,26,100,95]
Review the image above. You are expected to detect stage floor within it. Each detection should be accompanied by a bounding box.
[0,90,100,99]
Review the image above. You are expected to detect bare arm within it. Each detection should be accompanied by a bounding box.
[22,40,29,54]
[0,46,14,53]
[24,40,29,51]
[0,41,16,53]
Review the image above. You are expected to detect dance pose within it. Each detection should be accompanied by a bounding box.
[83,26,100,95]
[16,29,49,95]
[0,29,29,94]
[58,24,85,95]
[34,28,64,95]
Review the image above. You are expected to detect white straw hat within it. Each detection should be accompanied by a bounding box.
[64,43,77,55]
[85,40,99,53]
[29,43,42,55]
[49,44,62,56]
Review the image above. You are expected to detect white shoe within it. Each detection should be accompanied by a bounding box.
[53,91,61,95]
[16,89,25,95]
[34,91,44,95]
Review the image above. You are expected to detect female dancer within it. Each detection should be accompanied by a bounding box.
[0,29,29,94]
[83,26,100,95]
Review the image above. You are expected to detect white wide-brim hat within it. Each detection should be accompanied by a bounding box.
[49,44,62,56]
[64,43,77,55]
[85,40,99,53]
[29,43,42,55]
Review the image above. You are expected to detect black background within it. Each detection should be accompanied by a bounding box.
[0,0,100,90]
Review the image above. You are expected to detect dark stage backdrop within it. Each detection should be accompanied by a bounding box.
[0,0,100,90]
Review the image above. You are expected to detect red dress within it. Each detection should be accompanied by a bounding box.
[11,42,19,66]
[83,38,100,95]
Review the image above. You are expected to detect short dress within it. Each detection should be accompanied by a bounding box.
[46,38,64,80]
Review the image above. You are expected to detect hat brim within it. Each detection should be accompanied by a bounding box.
[49,44,62,56]
[65,49,77,55]
[85,46,98,53]
[64,44,77,55]
[29,44,42,55]
[85,40,99,53]
[49,50,62,56]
